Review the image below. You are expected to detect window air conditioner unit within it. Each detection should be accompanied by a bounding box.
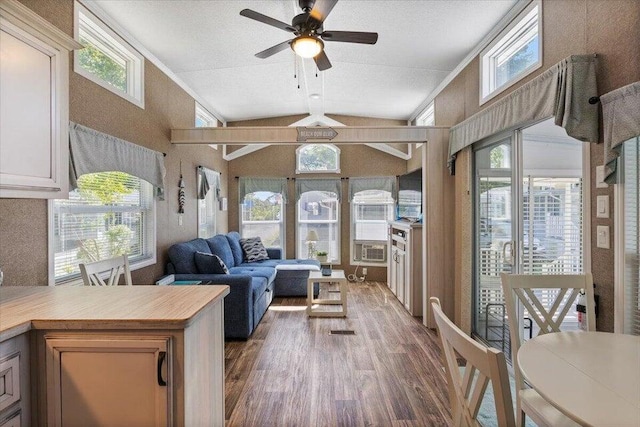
[361,243,386,262]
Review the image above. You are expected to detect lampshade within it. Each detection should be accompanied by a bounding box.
[291,35,323,58]
[306,230,319,241]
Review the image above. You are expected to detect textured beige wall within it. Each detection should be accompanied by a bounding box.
[227,114,407,282]
[0,0,228,286]
[438,0,640,332]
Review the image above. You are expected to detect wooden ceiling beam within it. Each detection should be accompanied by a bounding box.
[171,126,438,145]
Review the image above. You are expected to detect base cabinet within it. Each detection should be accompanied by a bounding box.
[388,221,422,316]
[45,336,171,426]
[0,333,30,427]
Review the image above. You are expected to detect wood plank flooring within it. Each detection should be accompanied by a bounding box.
[224,281,452,426]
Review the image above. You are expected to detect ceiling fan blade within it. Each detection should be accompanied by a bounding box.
[255,39,292,59]
[321,31,378,44]
[240,9,296,33]
[314,50,332,71]
[309,0,338,24]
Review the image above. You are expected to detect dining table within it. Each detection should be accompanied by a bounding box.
[518,330,640,426]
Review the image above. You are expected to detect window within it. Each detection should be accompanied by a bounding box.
[196,102,217,128]
[195,102,218,150]
[416,101,435,126]
[198,167,219,239]
[351,190,394,264]
[50,172,155,284]
[480,1,542,104]
[619,137,639,335]
[240,191,285,249]
[74,1,144,108]
[297,191,340,262]
[296,144,340,173]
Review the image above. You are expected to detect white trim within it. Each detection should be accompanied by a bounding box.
[365,143,411,160]
[74,1,145,108]
[288,114,346,127]
[77,0,226,125]
[614,181,624,333]
[409,0,533,121]
[479,0,542,105]
[582,142,591,273]
[223,144,269,161]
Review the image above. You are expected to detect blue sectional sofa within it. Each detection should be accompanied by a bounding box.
[166,232,320,339]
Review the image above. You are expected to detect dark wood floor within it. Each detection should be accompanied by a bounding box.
[224,281,452,426]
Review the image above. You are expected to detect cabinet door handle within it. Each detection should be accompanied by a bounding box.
[157,351,167,386]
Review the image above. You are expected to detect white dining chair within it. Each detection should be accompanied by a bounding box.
[79,255,132,286]
[431,297,516,427]
[500,273,596,427]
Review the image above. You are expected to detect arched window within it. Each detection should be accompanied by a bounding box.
[296,144,340,173]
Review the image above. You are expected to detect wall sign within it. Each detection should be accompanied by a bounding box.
[297,127,338,142]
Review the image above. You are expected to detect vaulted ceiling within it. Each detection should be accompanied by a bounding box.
[89,0,518,123]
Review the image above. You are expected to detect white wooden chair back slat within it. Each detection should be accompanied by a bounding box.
[500,273,595,427]
[79,255,132,286]
[431,297,515,427]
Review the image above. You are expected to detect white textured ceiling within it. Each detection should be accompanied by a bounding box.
[89,0,518,122]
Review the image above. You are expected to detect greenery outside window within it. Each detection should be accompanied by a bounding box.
[297,191,340,262]
[296,144,340,174]
[50,171,155,284]
[74,1,144,108]
[240,191,285,249]
[480,1,542,104]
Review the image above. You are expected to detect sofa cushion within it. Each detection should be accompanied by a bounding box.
[167,239,211,274]
[226,231,245,266]
[194,252,230,274]
[206,235,235,268]
[240,237,270,262]
[229,266,277,284]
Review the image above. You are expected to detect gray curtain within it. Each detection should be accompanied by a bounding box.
[197,166,220,200]
[448,54,599,167]
[69,122,166,199]
[296,178,342,201]
[348,176,396,201]
[238,177,288,202]
[602,81,640,183]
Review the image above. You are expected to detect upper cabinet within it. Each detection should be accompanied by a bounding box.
[0,0,81,199]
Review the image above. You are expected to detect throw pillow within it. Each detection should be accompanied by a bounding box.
[194,252,230,274]
[240,237,269,263]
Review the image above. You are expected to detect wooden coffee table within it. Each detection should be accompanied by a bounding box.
[307,270,348,317]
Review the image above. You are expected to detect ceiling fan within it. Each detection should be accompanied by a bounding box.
[240,0,378,71]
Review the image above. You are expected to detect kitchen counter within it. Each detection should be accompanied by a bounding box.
[0,285,229,342]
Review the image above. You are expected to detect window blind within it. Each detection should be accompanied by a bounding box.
[623,138,639,335]
[52,171,154,282]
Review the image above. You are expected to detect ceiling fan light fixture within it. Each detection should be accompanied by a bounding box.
[291,35,323,58]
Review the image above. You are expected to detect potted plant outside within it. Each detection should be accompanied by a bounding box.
[316,251,328,263]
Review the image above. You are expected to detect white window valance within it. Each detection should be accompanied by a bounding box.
[296,178,342,201]
[602,81,640,183]
[448,54,599,169]
[69,122,166,199]
[238,177,288,203]
[348,177,396,201]
[197,166,220,200]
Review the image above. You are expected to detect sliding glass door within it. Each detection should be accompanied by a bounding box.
[473,119,586,353]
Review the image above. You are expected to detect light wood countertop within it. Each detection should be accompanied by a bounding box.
[0,285,230,341]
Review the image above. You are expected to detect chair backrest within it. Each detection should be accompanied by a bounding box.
[79,255,132,286]
[431,297,515,427]
[500,273,595,393]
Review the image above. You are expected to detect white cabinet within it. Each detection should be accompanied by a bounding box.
[0,333,30,427]
[388,221,422,316]
[45,336,170,426]
[0,0,81,198]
